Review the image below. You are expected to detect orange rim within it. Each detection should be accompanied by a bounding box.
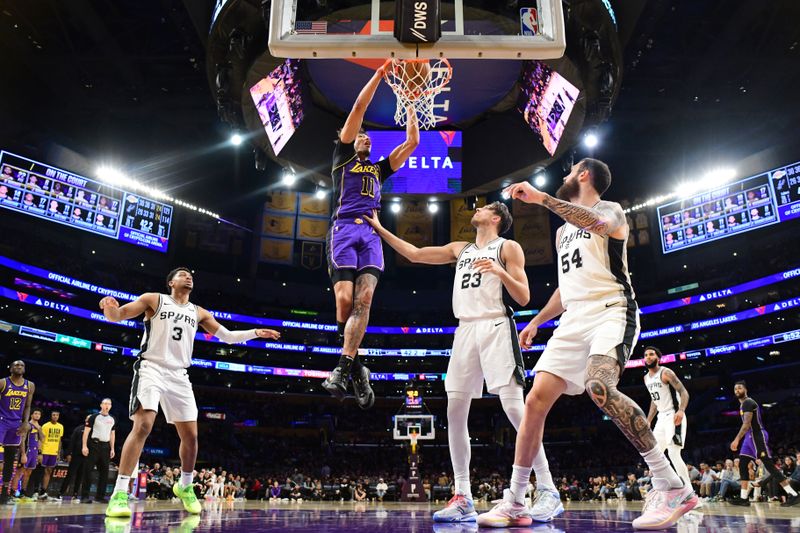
[383,58,452,100]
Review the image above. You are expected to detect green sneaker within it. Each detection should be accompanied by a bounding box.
[105,491,132,518]
[173,483,202,514]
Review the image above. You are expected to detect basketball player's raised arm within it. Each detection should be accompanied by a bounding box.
[363,210,465,264]
[99,293,159,322]
[339,65,386,143]
[196,306,281,344]
[387,107,420,171]
[473,240,530,306]
[662,367,689,424]
[504,182,626,236]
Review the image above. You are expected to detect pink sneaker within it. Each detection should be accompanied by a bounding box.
[632,478,698,530]
[476,489,532,528]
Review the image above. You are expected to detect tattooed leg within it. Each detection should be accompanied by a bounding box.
[342,273,378,357]
[584,355,657,453]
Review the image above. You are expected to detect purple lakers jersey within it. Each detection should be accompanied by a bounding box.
[27,424,40,450]
[331,139,395,221]
[0,378,29,421]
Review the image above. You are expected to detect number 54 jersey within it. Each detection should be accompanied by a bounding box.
[452,238,509,320]
[139,295,198,369]
[556,213,636,308]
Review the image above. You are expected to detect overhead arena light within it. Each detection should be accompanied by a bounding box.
[583,132,599,149]
[95,166,220,219]
[390,201,402,214]
[675,167,737,198]
[428,202,439,214]
[230,132,244,146]
[281,170,297,186]
[315,189,327,199]
[534,173,547,188]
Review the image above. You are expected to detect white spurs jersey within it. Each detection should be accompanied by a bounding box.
[644,367,680,415]
[452,238,509,320]
[139,294,199,369]
[555,202,635,308]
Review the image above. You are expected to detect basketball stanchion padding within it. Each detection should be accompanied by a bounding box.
[394,0,441,44]
[382,57,452,129]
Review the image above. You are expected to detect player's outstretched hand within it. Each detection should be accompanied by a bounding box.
[363,210,383,230]
[99,296,120,310]
[472,258,502,277]
[519,322,539,350]
[255,329,281,340]
[503,182,545,204]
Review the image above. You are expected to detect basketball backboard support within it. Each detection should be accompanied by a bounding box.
[394,414,435,440]
[269,1,565,60]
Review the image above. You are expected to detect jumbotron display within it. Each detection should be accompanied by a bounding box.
[658,160,800,254]
[0,151,173,252]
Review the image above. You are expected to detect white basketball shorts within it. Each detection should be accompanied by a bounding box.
[129,358,198,424]
[654,412,687,450]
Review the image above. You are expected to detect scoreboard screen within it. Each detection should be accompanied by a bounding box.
[0,151,172,253]
[657,160,800,254]
[405,388,423,409]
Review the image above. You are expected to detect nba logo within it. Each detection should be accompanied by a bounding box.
[520,8,539,36]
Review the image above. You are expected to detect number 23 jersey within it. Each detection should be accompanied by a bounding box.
[139,294,198,369]
[452,238,508,320]
[556,208,635,308]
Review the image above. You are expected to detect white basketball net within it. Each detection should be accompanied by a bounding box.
[409,432,419,452]
[383,58,452,130]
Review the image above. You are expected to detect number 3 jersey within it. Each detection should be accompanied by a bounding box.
[139,294,198,369]
[556,207,635,308]
[452,238,509,320]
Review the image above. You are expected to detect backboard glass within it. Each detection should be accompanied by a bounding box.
[394,414,435,440]
[269,0,565,60]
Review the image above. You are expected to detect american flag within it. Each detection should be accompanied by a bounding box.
[295,21,328,34]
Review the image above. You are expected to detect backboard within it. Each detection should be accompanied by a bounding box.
[394,414,435,440]
[269,0,565,60]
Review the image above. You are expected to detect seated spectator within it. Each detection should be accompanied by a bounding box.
[269,480,282,502]
[716,459,740,501]
[159,469,175,500]
[376,478,388,502]
[686,464,701,493]
[699,463,718,499]
[354,483,367,502]
[623,473,642,501]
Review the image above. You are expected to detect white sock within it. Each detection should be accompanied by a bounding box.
[782,484,798,497]
[511,464,532,504]
[753,486,761,500]
[181,472,194,488]
[666,445,691,488]
[641,446,683,489]
[114,475,131,494]
[741,488,749,500]
[531,447,556,493]
[447,393,472,500]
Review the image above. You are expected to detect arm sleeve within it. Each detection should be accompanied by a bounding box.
[378,158,396,181]
[214,325,258,344]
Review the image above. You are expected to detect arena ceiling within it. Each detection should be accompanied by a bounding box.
[0,0,799,216]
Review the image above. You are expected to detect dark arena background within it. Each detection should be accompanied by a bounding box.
[1,1,799,532]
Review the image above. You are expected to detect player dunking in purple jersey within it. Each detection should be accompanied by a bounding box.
[322,63,420,409]
[0,360,35,504]
[730,380,798,506]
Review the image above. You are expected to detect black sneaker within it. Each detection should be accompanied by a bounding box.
[352,365,375,410]
[322,366,349,400]
[729,497,750,506]
[82,498,94,504]
[781,494,800,507]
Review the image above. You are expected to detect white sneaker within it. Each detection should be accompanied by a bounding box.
[530,489,564,522]
[476,489,532,528]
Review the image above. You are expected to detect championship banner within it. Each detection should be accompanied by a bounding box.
[297,216,328,242]
[260,237,294,265]
[396,201,433,266]
[262,213,296,239]
[301,241,324,270]
[512,201,553,266]
[450,196,486,242]
[298,192,330,218]
[264,190,297,213]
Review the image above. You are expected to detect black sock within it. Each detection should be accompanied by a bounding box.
[350,355,364,375]
[2,446,17,490]
[337,321,346,339]
[337,355,354,374]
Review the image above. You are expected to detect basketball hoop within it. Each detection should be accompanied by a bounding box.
[382,58,452,130]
